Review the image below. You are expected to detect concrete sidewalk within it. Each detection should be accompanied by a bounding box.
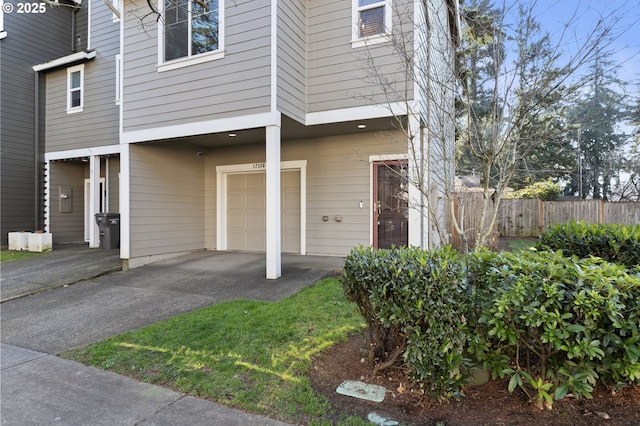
[1,344,289,426]
[1,248,345,425]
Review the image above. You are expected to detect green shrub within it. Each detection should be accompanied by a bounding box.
[467,249,640,409]
[342,246,468,400]
[507,179,562,200]
[536,221,640,268]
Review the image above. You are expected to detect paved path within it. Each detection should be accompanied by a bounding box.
[1,248,344,425]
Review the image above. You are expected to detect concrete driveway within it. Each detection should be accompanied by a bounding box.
[1,248,345,425]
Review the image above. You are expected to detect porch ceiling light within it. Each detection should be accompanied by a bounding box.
[357,124,367,129]
[228,133,237,137]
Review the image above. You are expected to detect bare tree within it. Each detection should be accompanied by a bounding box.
[354,0,460,248]
[357,0,626,250]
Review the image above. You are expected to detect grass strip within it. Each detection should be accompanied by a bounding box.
[63,278,367,425]
[0,250,47,263]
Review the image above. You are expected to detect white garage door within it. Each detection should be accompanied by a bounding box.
[227,170,300,253]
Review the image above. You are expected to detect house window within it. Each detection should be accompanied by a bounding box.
[112,0,121,21]
[163,0,222,62]
[0,0,6,40]
[352,0,391,46]
[67,64,84,113]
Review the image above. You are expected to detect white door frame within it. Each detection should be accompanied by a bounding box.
[84,177,106,242]
[216,160,307,255]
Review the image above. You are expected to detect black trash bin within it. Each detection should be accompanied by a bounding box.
[95,213,120,249]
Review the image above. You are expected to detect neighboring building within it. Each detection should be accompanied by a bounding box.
[35,0,121,250]
[28,0,459,279]
[0,0,74,245]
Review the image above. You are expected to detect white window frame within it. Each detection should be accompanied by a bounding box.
[111,0,121,22]
[67,64,84,114]
[352,0,392,48]
[0,0,6,40]
[157,0,225,72]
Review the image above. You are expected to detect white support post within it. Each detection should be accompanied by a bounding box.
[120,144,130,259]
[89,155,101,248]
[407,114,427,248]
[265,124,281,279]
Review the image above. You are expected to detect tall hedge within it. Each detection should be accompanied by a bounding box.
[342,246,469,399]
[536,221,640,269]
[467,249,640,408]
[342,243,639,406]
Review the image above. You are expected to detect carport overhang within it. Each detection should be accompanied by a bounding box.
[120,105,410,279]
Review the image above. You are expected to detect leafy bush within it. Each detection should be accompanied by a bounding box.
[536,221,640,268]
[467,249,640,409]
[342,246,469,400]
[507,179,562,200]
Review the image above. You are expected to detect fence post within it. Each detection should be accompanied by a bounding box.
[538,199,544,234]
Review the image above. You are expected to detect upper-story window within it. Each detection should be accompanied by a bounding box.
[352,0,391,47]
[112,0,121,22]
[67,64,84,114]
[160,0,224,70]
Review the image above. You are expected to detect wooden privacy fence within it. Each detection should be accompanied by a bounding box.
[447,193,640,249]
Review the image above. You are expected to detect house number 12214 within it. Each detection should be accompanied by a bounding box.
[253,162,265,169]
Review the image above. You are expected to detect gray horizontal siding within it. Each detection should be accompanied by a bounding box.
[129,144,205,257]
[1,5,72,242]
[48,162,85,243]
[122,0,272,134]
[44,0,119,153]
[200,130,406,256]
[106,157,120,213]
[277,0,306,122]
[307,0,414,113]
[133,129,406,259]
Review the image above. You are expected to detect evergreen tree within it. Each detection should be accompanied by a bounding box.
[567,53,628,200]
[455,0,617,248]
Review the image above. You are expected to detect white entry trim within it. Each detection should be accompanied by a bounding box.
[216,160,307,254]
[369,154,408,247]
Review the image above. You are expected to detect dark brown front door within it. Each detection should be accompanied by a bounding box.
[374,162,408,248]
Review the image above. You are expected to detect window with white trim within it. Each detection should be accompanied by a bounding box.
[67,64,84,113]
[0,0,6,40]
[162,0,223,63]
[112,0,121,21]
[353,0,391,45]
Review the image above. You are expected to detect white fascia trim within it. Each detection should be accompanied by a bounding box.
[369,153,408,163]
[45,145,121,161]
[33,50,97,72]
[0,31,7,40]
[305,101,412,126]
[216,160,306,173]
[122,112,281,144]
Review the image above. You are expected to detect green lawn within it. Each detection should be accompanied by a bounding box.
[63,278,369,425]
[504,238,537,252]
[0,250,47,263]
